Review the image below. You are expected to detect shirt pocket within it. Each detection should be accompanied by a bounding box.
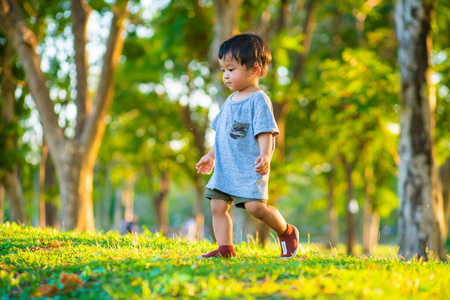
[229,121,250,140]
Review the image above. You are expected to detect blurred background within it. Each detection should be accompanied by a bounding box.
[1,0,449,256]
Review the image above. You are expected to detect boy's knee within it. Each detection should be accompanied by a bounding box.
[210,199,229,215]
[245,202,266,219]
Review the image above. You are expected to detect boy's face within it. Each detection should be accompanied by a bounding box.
[218,55,259,92]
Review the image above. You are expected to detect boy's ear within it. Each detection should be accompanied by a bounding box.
[252,65,262,77]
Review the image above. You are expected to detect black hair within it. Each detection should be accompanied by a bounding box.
[218,33,272,78]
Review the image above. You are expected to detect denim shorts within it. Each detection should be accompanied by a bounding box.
[204,188,267,209]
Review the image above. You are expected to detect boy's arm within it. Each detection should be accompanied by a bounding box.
[255,132,273,175]
[196,145,215,175]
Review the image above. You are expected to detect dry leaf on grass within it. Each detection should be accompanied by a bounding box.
[44,241,67,249]
[31,284,59,297]
[28,240,68,252]
[59,271,84,291]
[31,271,84,297]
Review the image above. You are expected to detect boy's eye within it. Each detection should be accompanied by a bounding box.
[228,69,234,72]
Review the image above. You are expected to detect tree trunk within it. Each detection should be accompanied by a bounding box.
[72,0,91,138]
[45,202,59,229]
[209,0,241,68]
[370,212,380,251]
[0,171,28,224]
[121,176,136,223]
[363,200,372,254]
[179,88,210,240]
[112,189,122,232]
[363,200,380,255]
[76,4,127,231]
[0,0,128,231]
[153,171,169,236]
[101,165,113,230]
[343,156,357,255]
[363,206,381,256]
[44,150,59,228]
[209,0,241,69]
[144,162,171,237]
[291,0,318,81]
[194,177,205,240]
[439,157,450,233]
[327,167,339,247]
[39,141,48,228]
[0,41,27,224]
[209,0,242,106]
[0,185,4,223]
[362,160,380,255]
[53,140,81,229]
[395,0,446,261]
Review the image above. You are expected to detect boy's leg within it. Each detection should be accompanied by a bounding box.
[211,199,233,245]
[244,201,299,259]
[198,199,236,259]
[244,201,286,234]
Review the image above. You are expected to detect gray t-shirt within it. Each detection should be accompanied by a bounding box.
[206,90,280,199]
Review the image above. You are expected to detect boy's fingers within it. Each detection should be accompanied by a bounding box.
[255,163,268,174]
[197,165,212,174]
[196,158,207,168]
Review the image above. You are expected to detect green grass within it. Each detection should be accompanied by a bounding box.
[1,223,449,299]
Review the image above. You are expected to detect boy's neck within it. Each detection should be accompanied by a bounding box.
[233,84,260,101]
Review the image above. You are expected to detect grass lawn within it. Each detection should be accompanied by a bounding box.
[1,223,449,299]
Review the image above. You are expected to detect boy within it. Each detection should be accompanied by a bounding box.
[196,33,299,259]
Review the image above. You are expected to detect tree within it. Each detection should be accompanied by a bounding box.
[209,0,242,106]
[304,46,399,254]
[395,0,447,260]
[0,41,27,224]
[433,0,450,241]
[0,0,129,230]
[234,0,319,245]
[140,0,221,238]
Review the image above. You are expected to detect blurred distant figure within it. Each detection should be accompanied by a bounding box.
[119,214,139,235]
[182,218,197,240]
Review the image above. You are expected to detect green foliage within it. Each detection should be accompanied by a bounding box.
[151,0,213,64]
[97,0,216,215]
[433,0,450,166]
[0,121,25,170]
[1,224,450,299]
[272,31,305,69]
[5,0,450,246]
[299,48,399,213]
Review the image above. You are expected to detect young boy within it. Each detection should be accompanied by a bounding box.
[196,33,299,259]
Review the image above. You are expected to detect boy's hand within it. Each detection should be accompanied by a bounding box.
[254,155,270,175]
[196,154,214,175]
